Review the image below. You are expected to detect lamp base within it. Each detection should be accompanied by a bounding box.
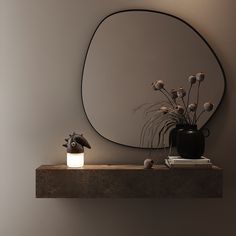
[67,153,84,167]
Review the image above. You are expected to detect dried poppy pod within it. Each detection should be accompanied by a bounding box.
[196,72,205,82]
[188,103,197,112]
[152,80,164,90]
[188,75,197,84]
[170,89,178,99]
[203,102,214,111]
[176,105,185,114]
[177,87,186,98]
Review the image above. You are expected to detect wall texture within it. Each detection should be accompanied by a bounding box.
[1,1,236,236]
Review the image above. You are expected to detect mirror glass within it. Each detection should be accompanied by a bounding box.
[82,10,225,148]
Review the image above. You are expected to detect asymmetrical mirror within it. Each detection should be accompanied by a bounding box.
[82,10,225,148]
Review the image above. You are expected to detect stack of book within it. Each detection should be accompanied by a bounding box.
[165,156,212,168]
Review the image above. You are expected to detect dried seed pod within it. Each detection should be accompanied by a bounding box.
[188,75,197,84]
[152,80,164,90]
[188,103,197,112]
[170,89,178,99]
[176,105,185,114]
[203,102,214,111]
[196,72,205,82]
[177,87,186,98]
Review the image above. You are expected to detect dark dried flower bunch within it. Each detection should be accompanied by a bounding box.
[151,72,214,126]
[137,72,214,148]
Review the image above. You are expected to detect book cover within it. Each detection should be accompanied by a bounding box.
[168,156,211,164]
[165,159,212,168]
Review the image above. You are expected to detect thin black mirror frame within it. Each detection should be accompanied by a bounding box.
[81,9,227,149]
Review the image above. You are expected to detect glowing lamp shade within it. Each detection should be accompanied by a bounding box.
[67,153,84,167]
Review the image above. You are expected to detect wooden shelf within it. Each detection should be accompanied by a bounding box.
[36,165,222,198]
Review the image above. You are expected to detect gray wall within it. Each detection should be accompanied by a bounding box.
[1,1,235,236]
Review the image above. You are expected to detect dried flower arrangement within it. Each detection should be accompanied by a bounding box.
[136,72,214,148]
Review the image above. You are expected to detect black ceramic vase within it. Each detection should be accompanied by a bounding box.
[169,124,190,156]
[176,125,205,159]
[169,124,189,148]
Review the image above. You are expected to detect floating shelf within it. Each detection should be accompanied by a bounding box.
[36,165,222,198]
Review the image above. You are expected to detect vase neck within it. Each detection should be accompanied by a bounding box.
[176,124,197,130]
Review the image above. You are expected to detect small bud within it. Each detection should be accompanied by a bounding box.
[196,72,205,82]
[188,75,197,84]
[188,103,197,112]
[152,80,164,90]
[203,102,214,111]
[177,87,186,98]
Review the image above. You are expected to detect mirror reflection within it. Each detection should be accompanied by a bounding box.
[82,10,225,148]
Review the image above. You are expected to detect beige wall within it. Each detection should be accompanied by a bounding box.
[1,1,235,236]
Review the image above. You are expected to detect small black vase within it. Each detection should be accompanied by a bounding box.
[169,124,191,156]
[169,124,190,148]
[176,125,205,159]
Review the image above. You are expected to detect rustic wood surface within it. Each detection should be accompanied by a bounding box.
[36,164,222,198]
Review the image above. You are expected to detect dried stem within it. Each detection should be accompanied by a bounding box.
[140,114,163,147]
[160,89,175,108]
[193,81,201,124]
[186,83,193,108]
[196,110,205,123]
[181,98,191,124]
[163,88,177,105]
[185,83,193,123]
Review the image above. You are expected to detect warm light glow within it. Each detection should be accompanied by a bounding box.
[67,153,84,167]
